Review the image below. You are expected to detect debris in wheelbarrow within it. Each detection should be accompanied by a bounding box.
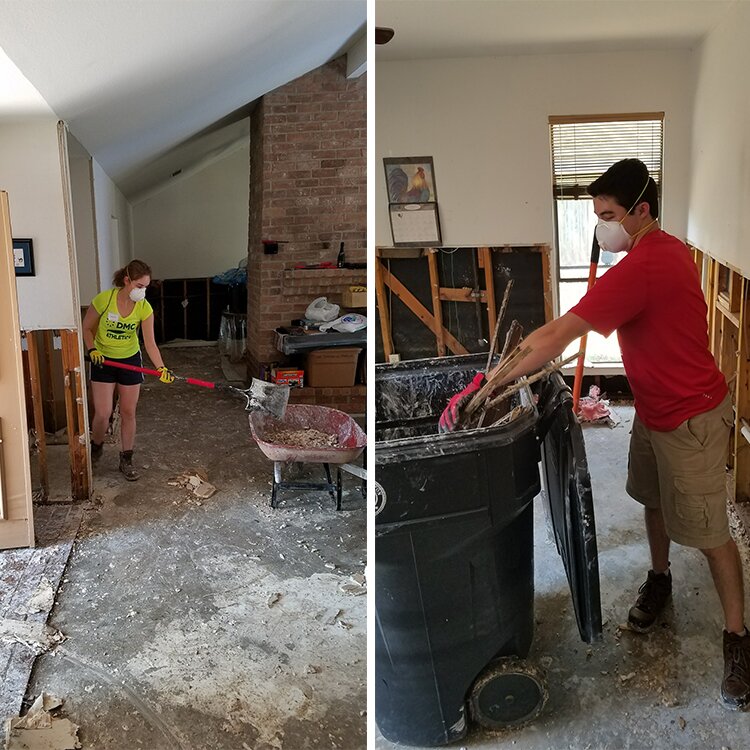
[249,405,366,509]
[263,426,341,449]
[250,405,366,464]
[96,358,289,418]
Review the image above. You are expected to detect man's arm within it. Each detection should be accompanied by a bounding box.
[488,311,592,388]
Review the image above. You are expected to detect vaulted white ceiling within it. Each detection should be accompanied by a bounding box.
[0,0,366,199]
[376,0,735,60]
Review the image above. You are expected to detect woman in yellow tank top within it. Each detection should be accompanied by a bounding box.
[82,259,174,481]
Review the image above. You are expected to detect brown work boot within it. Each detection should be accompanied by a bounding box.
[627,567,672,632]
[91,441,103,463]
[119,450,140,481]
[722,628,750,710]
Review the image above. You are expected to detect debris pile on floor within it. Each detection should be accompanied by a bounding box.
[266,592,282,608]
[168,470,217,499]
[3,693,80,750]
[263,426,341,448]
[0,619,66,655]
[17,578,55,615]
[577,385,620,426]
[339,572,367,596]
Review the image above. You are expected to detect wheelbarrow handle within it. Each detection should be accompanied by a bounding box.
[99,358,217,390]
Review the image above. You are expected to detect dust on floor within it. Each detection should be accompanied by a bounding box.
[1,505,82,720]
[23,346,366,750]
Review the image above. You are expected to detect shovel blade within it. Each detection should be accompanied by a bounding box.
[248,378,289,418]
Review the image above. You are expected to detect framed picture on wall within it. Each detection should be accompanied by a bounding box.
[383,156,437,204]
[12,238,34,277]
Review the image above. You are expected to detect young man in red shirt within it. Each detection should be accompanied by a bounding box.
[441,158,749,709]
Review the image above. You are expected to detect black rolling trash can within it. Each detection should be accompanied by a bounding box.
[375,354,602,747]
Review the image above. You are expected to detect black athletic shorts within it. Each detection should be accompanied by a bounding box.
[90,351,145,386]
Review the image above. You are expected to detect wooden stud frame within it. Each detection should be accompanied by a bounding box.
[374,257,394,359]
[427,250,447,357]
[375,245,553,359]
[25,331,49,499]
[379,259,468,356]
[60,328,90,502]
[689,243,750,506]
[737,282,750,504]
[480,247,497,341]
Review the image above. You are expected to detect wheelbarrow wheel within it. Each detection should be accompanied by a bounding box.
[469,657,547,730]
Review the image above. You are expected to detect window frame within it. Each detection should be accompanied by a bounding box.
[549,112,665,366]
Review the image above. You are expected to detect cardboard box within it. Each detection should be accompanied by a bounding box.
[343,287,367,308]
[273,368,304,387]
[305,347,362,387]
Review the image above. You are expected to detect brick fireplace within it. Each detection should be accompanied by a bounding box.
[246,56,366,413]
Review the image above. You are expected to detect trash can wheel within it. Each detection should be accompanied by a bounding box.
[469,657,548,730]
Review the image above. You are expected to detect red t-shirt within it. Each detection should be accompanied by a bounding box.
[571,229,727,431]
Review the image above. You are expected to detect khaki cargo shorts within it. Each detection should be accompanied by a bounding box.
[626,394,734,549]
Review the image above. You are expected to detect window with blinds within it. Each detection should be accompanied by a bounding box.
[549,113,664,365]
[550,113,664,199]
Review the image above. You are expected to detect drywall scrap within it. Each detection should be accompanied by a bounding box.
[16,578,55,615]
[0,619,66,655]
[339,572,366,596]
[4,693,81,749]
[168,471,217,499]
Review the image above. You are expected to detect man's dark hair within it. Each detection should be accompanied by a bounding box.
[587,158,659,219]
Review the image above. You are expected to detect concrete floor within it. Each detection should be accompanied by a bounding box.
[23,346,366,750]
[376,405,750,749]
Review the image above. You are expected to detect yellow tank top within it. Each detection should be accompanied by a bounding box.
[91,287,153,358]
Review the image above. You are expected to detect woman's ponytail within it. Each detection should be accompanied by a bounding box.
[112,259,152,287]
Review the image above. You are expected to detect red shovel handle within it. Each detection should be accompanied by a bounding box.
[100,358,217,390]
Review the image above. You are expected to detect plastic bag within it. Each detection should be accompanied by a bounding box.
[305,297,340,322]
[319,313,367,333]
[218,312,247,363]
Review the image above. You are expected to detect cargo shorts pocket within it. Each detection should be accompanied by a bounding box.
[672,473,726,528]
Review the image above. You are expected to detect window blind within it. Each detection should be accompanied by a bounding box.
[549,113,664,198]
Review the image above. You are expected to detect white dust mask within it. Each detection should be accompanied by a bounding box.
[595,220,633,254]
[595,216,658,254]
[594,178,656,254]
[129,287,146,302]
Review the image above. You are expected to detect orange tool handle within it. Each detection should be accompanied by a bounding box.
[100,358,217,389]
[572,234,600,413]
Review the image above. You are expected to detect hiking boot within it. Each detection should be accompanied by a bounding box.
[627,568,672,632]
[119,450,140,481]
[722,628,750,710]
[91,441,103,463]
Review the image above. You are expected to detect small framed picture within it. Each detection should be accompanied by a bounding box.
[13,238,35,277]
[383,156,437,204]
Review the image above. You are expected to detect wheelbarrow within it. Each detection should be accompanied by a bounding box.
[249,404,366,510]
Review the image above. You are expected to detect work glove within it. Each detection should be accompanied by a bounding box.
[157,366,175,384]
[438,372,485,433]
[87,347,105,366]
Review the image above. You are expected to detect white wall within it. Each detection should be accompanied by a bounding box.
[0,118,76,329]
[131,142,249,279]
[376,50,696,248]
[687,2,750,276]
[91,157,132,295]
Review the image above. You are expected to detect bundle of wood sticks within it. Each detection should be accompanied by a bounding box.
[457,344,582,430]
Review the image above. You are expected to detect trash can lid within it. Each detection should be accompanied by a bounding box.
[537,371,603,644]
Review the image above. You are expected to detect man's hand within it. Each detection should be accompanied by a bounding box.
[87,347,105,366]
[158,366,175,384]
[438,372,485,433]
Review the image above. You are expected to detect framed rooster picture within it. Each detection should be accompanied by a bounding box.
[384,156,437,204]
